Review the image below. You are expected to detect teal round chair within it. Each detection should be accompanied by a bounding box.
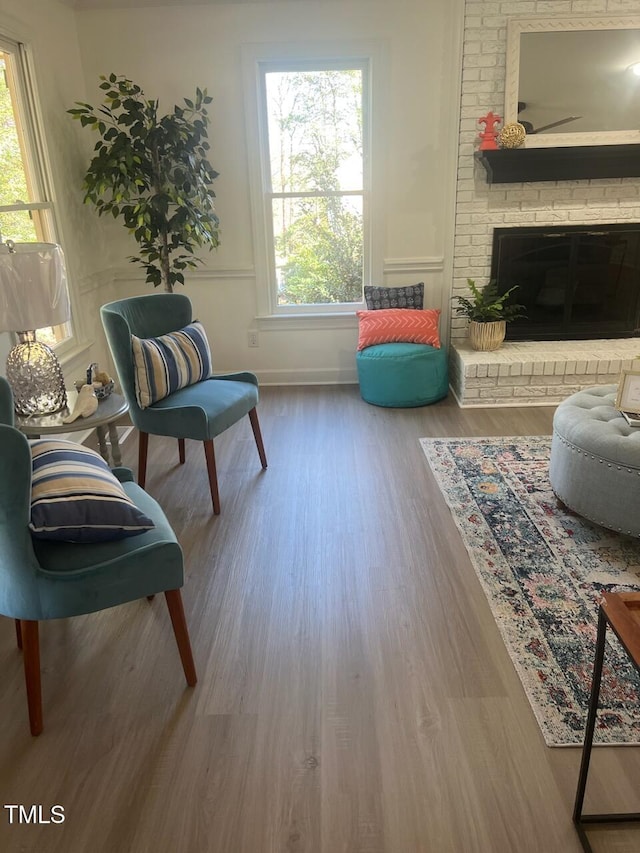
[356,342,449,408]
[0,377,196,735]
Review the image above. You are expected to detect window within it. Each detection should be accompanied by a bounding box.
[255,58,371,314]
[0,37,70,347]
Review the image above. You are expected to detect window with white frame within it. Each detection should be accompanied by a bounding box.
[254,57,371,315]
[0,36,70,347]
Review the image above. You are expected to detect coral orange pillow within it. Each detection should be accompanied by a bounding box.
[356,308,441,351]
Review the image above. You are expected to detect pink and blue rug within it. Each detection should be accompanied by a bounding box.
[421,435,640,747]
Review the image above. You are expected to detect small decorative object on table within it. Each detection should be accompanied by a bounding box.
[63,383,99,423]
[477,111,502,151]
[498,121,526,149]
[615,368,640,425]
[75,362,115,400]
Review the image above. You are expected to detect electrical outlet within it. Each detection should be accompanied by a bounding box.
[248,330,259,347]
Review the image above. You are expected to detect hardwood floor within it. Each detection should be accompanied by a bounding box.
[1,385,640,852]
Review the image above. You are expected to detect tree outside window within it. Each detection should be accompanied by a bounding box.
[263,65,366,307]
[0,42,69,347]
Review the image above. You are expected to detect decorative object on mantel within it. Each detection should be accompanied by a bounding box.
[452,278,526,352]
[498,121,526,149]
[477,111,502,150]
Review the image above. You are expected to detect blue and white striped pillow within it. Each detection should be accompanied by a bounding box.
[132,321,213,409]
[29,440,155,543]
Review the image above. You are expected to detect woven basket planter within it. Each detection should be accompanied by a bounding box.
[468,320,506,351]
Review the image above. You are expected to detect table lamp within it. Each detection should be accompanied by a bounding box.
[0,241,71,415]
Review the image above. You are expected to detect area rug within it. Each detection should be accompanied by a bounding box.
[420,435,640,747]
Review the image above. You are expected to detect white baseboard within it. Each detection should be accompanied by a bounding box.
[248,367,359,386]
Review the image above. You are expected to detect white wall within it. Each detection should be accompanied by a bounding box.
[68,0,464,384]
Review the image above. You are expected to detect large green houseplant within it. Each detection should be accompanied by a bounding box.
[69,74,220,292]
[452,278,526,351]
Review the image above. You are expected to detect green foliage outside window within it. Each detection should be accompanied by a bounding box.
[266,68,364,305]
[0,54,37,242]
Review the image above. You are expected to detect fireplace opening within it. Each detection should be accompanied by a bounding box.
[490,224,640,341]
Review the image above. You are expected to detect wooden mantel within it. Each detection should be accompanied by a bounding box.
[475,144,640,184]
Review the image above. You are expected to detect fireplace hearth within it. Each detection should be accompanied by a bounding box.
[491,224,640,342]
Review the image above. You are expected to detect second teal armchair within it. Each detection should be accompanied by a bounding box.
[0,377,196,736]
[101,294,267,514]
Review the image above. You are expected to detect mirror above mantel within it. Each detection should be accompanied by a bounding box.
[505,15,640,148]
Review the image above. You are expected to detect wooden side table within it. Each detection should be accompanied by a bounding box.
[573,592,640,852]
[15,391,130,467]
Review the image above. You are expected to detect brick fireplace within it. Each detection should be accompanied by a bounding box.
[450,0,640,407]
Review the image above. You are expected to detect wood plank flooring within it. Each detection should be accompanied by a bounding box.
[1,385,640,852]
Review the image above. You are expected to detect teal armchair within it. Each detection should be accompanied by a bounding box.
[100,294,267,514]
[0,378,196,735]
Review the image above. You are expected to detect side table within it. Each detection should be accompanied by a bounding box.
[15,391,130,467]
[573,591,640,852]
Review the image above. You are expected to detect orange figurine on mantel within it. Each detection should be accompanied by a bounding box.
[478,111,502,150]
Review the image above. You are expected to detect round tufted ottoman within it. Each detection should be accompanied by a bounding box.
[549,384,640,536]
[356,342,448,408]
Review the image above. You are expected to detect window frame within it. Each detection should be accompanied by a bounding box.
[0,35,72,348]
[243,41,386,321]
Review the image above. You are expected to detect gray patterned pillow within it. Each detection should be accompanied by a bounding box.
[364,283,424,310]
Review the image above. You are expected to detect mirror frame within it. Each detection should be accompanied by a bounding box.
[505,15,640,148]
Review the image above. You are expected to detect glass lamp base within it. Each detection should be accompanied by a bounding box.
[6,335,68,416]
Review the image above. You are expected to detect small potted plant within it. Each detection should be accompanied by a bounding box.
[452,278,526,351]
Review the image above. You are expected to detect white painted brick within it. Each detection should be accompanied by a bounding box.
[513,385,548,397]
[575,360,588,374]
[533,362,544,376]
[480,386,513,398]
[487,364,500,377]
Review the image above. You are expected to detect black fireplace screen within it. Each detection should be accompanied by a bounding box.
[490,224,640,341]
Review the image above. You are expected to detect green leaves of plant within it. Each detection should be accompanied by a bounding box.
[68,74,220,291]
[452,278,527,323]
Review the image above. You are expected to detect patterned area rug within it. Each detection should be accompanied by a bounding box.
[421,435,640,747]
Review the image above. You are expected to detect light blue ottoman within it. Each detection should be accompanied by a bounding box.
[356,342,449,408]
[549,385,640,536]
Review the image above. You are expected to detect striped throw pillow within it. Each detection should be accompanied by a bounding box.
[132,321,213,409]
[29,440,155,543]
[356,308,441,351]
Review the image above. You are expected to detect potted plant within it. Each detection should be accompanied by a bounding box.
[69,74,220,292]
[452,278,526,351]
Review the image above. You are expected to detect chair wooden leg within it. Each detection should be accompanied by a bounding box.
[138,431,149,489]
[178,438,185,464]
[20,620,42,736]
[203,439,221,515]
[164,590,197,687]
[15,619,22,650]
[248,407,268,469]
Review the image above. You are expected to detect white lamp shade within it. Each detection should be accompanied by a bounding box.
[0,242,70,333]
